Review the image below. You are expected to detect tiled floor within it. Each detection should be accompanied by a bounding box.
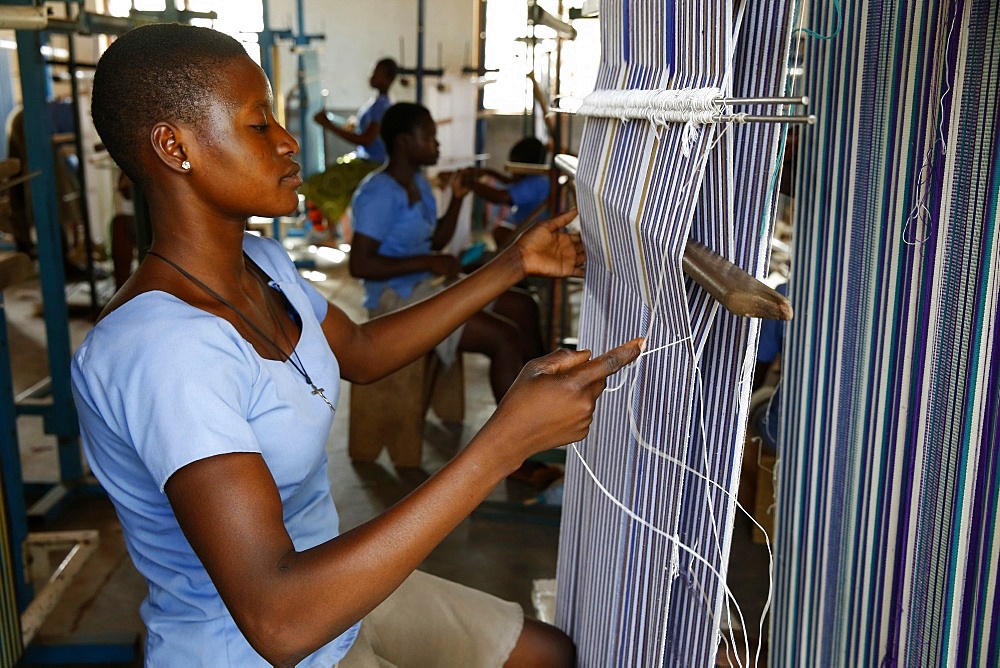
[7,243,772,665]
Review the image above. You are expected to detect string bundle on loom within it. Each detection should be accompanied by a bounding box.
[773,1,1000,665]
[555,0,795,665]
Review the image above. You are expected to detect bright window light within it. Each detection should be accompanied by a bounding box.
[483,1,599,114]
[102,1,264,64]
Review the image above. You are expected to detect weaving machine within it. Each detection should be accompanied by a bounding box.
[773,1,1000,665]
[554,0,799,665]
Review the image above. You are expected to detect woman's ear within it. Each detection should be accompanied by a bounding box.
[150,123,192,174]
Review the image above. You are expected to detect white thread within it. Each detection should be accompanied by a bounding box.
[568,10,787,656]
[569,442,751,642]
[651,120,770,665]
[901,10,958,247]
[593,119,773,662]
[577,87,724,126]
[603,337,693,392]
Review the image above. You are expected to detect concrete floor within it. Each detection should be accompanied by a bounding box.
[6,244,772,666]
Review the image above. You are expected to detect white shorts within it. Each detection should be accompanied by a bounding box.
[369,278,495,368]
[337,570,524,668]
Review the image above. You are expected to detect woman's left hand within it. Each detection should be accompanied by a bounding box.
[514,210,585,278]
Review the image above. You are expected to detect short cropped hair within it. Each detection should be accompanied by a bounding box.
[380,102,432,155]
[375,58,398,79]
[509,137,546,165]
[91,23,248,189]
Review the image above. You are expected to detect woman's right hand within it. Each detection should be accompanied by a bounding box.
[478,338,645,467]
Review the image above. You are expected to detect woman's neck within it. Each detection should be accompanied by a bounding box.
[146,204,251,279]
[385,159,418,186]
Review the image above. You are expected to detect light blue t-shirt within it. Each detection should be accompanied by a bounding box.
[351,170,438,310]
[355,94,391,163]
[70,234,359,666]
[505,174,549,225]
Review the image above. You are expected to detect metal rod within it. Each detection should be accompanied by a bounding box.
[719,95,809,106]
[553,153,578,179]
[719,114,817,125]
[416,0,426,103]
[549,106,816,125]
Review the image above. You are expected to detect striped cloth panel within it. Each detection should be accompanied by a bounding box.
[0,484,21,667]
[555,1,794,665]
[772,1,1000,665]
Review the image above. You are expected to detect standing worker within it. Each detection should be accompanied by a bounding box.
[304,58,398,238]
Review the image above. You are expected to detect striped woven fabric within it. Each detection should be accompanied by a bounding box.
[0,486,21,667]
[555,1,794,665]
[772,1,1000,665]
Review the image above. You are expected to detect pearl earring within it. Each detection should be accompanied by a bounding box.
[181,160,191,170]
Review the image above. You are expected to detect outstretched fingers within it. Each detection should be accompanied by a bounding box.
[517,209,586,278]
[485,338,645,461]
[568,337,645,397]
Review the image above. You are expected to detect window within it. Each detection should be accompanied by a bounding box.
[482,1,599,114]
[103,0,263,62]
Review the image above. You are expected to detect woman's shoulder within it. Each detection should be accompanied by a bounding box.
[86,291,235,349]
[74,291,258,389]
[353,169,398,203]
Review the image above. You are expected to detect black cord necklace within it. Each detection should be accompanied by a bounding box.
[146,250,336,413]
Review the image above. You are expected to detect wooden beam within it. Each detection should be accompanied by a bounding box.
[682,240,792,320]
[542,153,792,321]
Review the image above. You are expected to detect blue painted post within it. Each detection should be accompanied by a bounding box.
[15,30,82,483]
[296,0,310,181]
[259,0,282,241]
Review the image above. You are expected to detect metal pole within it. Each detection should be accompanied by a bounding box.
[719,114,817,124]
[416,0,425,103]
[14,28,83,487]
[259,0,282,240]
[720,95,809,106]
[64,11,99,313]
[296,0,310,182]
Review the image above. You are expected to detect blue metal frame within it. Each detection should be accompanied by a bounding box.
[14,29,82,484]
[0,4,215,662]
[259,0,324,240]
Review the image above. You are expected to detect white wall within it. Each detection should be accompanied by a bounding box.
[267,0,480,249]
[267,0,478,160]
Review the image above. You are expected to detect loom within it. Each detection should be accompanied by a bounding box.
[773,1,1000,665]
[554,0,797,665]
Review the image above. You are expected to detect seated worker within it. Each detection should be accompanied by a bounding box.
[76,23,642,667]
[751,280,789,445]
[464,136,550,248]
[5,102,86,268]
[350,103,545,404]
[303,58,398,236]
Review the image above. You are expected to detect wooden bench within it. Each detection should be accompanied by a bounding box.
[348,353,464,468]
